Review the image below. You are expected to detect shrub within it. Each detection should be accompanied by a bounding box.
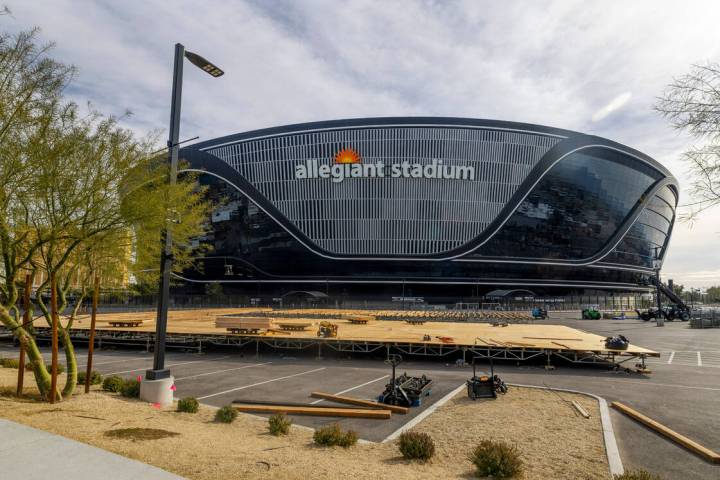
[268,413,291,436]
[470,440,523,479]
[177,397,199,413]
[102,375,124,393]
[215,405,237,423]
[0,358,19,368]
[398,431,435,461]
[77,371,103,386]
[120,378,141,398]
[313,423,358,448]
[614,470,663,480]
[1,358,64,373]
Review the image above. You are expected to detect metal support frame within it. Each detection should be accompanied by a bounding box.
[10,327,654,371]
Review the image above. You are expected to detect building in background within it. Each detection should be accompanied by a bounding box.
[178,117,678,303]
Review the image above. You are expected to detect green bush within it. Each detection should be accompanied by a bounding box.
[120,378,141,398]
[614,470,663,480]
[0,357,19,368]
[177,397,199,413]
[215,405,238,423]
[313,423,358,448]
[102,375,124,393]
[470,440,523,478]
[268,413,292,436]
[1,358,65,373]
[77,370,103,386]
[398,431,435,461]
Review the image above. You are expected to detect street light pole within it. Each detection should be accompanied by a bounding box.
[144,44,224,388]
[653,247,664,327]
[147,43,184,381]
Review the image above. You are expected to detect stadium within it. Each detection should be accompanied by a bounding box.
[177,117,678,302]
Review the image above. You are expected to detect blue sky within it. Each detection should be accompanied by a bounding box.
[6,0,720,287]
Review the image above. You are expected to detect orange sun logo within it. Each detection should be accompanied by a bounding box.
[334,147,361,164]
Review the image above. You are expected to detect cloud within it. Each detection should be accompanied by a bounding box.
[591,92,632,122]
[4,0,720,287]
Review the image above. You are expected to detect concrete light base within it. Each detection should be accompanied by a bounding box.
[139,376,175,407]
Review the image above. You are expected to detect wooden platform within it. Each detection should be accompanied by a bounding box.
[55,307,659,357]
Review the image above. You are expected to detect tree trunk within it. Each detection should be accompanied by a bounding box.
[59,327,77,397]
[0,308,60,400]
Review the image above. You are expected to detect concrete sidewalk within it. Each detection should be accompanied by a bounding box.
[0,419,184,480]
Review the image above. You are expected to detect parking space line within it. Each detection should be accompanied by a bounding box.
[604,379,720,392]
[697,352,702,367]
[175,362,272,381]
[79,357,151,367]
[309,375,389,405]
[667,351,675,364]
[105,356,229,375]
[197,367,326,400]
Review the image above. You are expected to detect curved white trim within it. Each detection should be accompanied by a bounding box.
[199,123,567,151]
[169,272,652,291]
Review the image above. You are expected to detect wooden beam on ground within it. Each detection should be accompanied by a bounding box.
[571,400,590,419]
[310,392,409,414]
[233,403,391,419]
[611,401,720,464]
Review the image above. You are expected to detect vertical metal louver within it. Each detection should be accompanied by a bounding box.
[205,126,561,256]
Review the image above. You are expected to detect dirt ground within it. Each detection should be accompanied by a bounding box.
[0,367,608,479]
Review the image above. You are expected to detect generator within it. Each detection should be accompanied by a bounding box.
[378,354,433,407]
[467,356,507,400]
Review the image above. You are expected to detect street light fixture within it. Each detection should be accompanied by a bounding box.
[145,43,223,387]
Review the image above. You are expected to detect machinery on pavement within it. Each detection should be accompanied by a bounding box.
[467,356,507,400]
[378,354,433,407]
[582,306,602,320]
[531,307,548,320]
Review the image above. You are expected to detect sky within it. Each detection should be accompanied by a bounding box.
[5,0,720,288]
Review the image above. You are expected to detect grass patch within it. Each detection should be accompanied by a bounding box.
[313,423,358,448]
[268,413,291,436]
[470,440,523,478]
[105,428,180,442]
[614,470,663,480]
[398,431,435,461]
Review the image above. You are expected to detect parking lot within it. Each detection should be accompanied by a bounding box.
[2,316,720,478]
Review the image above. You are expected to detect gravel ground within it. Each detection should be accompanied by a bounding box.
[0,368,608,479]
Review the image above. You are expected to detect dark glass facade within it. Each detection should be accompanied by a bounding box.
[179,118,678,296]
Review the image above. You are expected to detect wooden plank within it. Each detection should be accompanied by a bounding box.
[552,341,572,349]
[310,392,409,414]
[233,403,392,419]
[571,400,590,419]
[523,337,582,341]
[611,401,720,464]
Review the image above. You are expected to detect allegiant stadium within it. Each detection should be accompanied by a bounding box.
[177,117,677,300]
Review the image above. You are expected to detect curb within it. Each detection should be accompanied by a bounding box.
[382,383,466,443]
[508,383,623,478]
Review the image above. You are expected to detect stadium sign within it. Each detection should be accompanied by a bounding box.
[294,147,476,183]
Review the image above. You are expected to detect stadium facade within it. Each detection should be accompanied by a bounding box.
[178,117,678,300]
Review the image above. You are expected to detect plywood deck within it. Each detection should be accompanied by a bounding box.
[56,308,658,357]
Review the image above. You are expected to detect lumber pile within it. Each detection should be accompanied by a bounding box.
[233,403,391,419]
[216,316,274,332]
[310,391,409,414]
